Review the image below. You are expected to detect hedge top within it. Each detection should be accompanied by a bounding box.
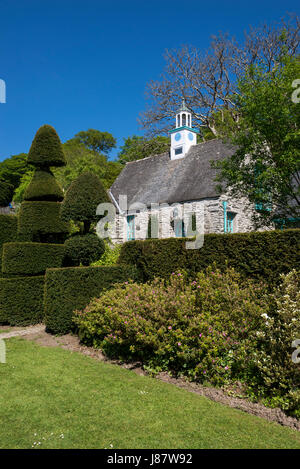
[27,125,66,168]
[61,172,110,224]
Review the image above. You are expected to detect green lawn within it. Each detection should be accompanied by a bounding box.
[0,338,299,449]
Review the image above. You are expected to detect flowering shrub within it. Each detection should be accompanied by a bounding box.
[247,270,300,417]
[74,266,268,386]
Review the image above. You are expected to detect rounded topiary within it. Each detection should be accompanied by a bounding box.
[64,233,105,266]
[23,168,64,201]
[0,180,14,206]
[61,172,110,233]
[27,124,66,168]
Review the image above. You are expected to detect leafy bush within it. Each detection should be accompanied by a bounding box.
[247,270,300,417]
[64,234,105,266]
[92,241,121,266]
[45,265,139,335]
[74,266,268,385]
[118,229,300,287]
[0,275,44,325]
[2,242,65,275]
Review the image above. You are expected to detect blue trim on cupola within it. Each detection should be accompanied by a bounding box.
[169,126,199,134]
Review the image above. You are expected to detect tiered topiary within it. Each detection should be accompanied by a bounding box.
[61,172,108,266]
[0,125,68,325]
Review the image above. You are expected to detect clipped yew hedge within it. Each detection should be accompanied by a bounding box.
[18,201,69,243]
[0,214,18,272]
[0,276,44,325]
[45,265,139,335]
[24,168,64,201]
[2,242,65,276]
[118,229,300,287]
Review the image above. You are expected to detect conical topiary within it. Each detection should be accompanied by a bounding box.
[61,172,109,266]
[61,172,110,234]
[24,168,64,201]
[27,124,66,168]
[0,124,68,326]
[18,125,69,243]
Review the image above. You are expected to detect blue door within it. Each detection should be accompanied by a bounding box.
[175,219,185,238]
[127,215,135,241]
[227,212,235,233]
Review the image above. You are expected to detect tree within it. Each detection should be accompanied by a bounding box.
[214,54,300,225]
[140,15,299,138]
[61,171,110,234]
[118,135,170,164]
[0,153,30,190]
[55,139,122,191]
[71,129,116,155]
[61,172,108,265]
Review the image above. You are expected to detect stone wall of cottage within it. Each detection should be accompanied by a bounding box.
[109,194,271,244]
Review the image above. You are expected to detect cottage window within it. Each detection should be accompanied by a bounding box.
[127,215,135,240]
[175,147,183,155]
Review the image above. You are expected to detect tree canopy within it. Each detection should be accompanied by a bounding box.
[118,135,170,164]
[0,153,29,190]
[140,15,299,138]
[70,129,116,155]
[214,54,300,225]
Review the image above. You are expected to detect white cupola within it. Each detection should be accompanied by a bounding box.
[169,98,198,160]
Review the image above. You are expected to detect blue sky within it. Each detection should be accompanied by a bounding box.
[0,0,299,161]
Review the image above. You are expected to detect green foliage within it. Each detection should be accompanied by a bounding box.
[18,201,69,243]
[215,55,300,224]
[74,267,300,417]
[27,125,66,168]
[61,172,109,232]
[118,135,170,164]
[92,241,122,266]
[13,171,34,203]
[0,214,18,272]
[0,275,44,325]
[54,140,123,192]
[247,270,300,418]
[71,129,116,155]
[0,153,29,191]
[118,229,300,287]
[23,168,64,201]
[64,234,105,267]
[0,180,14,206]
[2,242,65,276]
[44,265,139,335]
[74,266,268,386]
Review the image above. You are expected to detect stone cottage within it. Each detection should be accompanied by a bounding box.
[108,101,262,244]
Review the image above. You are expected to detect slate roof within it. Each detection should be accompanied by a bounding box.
[110,139,236,208]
